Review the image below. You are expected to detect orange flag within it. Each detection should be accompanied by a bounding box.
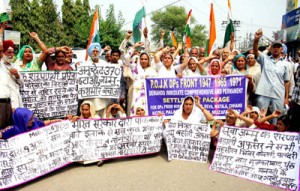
[208,3,217,55]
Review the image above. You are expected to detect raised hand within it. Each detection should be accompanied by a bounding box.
[254,29,263,40]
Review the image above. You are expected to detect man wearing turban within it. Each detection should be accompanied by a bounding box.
[0,39,24,129]
[0,40,23,109]
[84,42,111,117]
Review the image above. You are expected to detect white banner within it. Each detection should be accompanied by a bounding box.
[20,71,78,119]
[77,63,122,99]
[210,126,300,191]
[70,116,164,161]
[0,121,72,190]
[0,116,164,189]
[165,122,211,162]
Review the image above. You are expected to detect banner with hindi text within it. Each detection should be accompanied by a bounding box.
[0,121,72,190]
[0,116,164,190]
[210,126,300,191]
[70,116,164,161]
[165,122,211,162]
[77,63,121,99]
[20,71,78,119]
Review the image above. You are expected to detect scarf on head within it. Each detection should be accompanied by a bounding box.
[232,54,248,75]
[16,45,36,71]
[208,59,221,75]
[80,101,97,118]
[172,96,204,123]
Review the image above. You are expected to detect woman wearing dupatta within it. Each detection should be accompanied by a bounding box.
[180,57,206,77]
[226,54,255,103]
[70,101,100,121]
[125,52,158,116]
[15,32,48,71]
[0,108,60,139]
[169,96,214,123]
[207,59,222,75]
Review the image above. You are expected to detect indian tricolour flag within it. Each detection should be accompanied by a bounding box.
[132,7,146,43]
[184,9,192,48]
[208,3,217,55]
[85,10,100,61]
[223,0,234,48]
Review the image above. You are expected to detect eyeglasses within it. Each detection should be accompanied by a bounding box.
[111,108,118,111]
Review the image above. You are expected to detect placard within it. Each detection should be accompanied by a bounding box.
[77,63,121,99]
[145,75,247,119]
[210,126,300,191]
[0,121,72,190]
[20,71,78,119]
[70,116,164,161]
[165,122,211,162]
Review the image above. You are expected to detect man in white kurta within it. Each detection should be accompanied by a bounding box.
[0,40,23,109]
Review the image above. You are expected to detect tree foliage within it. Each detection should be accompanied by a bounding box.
[9,0,32,45]
[39,0,65,46]
[8,1,125,50]
[150,6,207,47]
[62,0,76,46]
[99,4,125,49]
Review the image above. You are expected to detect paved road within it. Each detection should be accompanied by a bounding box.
[14,150,285,191]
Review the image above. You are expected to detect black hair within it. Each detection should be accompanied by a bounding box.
[55,49,66,57]
[277,115,290,128]
[184,96,194,103]
[111,49,121,56]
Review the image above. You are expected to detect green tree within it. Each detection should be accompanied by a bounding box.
[99,4,125,49]
[29,0,44,50]
[9,0,32,46]
[73,0,92,47]
[39,0,65,46]
[62,0,76,46]
[150,6,207,47]
[191,24,207,47]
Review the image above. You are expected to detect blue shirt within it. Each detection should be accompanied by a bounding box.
[255,53,289,100]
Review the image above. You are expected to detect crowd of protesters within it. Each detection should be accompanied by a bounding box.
[0,18,299,142]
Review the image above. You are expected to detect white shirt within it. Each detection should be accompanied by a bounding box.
[0,61,23,108]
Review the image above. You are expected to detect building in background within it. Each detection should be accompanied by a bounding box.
[275,0,300,58]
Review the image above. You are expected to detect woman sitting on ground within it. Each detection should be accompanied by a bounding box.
[0,108,60,139]
[104,103,127,119]
[254,110,290,132]
[70,101,100,121]
[165,96,214,124]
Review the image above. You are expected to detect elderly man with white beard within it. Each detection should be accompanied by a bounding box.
[83,42,111,117]
[0,40,23,109]
[0,39,24,130]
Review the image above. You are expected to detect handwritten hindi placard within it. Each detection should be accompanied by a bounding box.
[70,116,164,161]
[165,122,211,162]
[210,126,300,191]
[145,75,247,119]
[0,121,72,190]
[20,71,78,119]
[77,63,122,99]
